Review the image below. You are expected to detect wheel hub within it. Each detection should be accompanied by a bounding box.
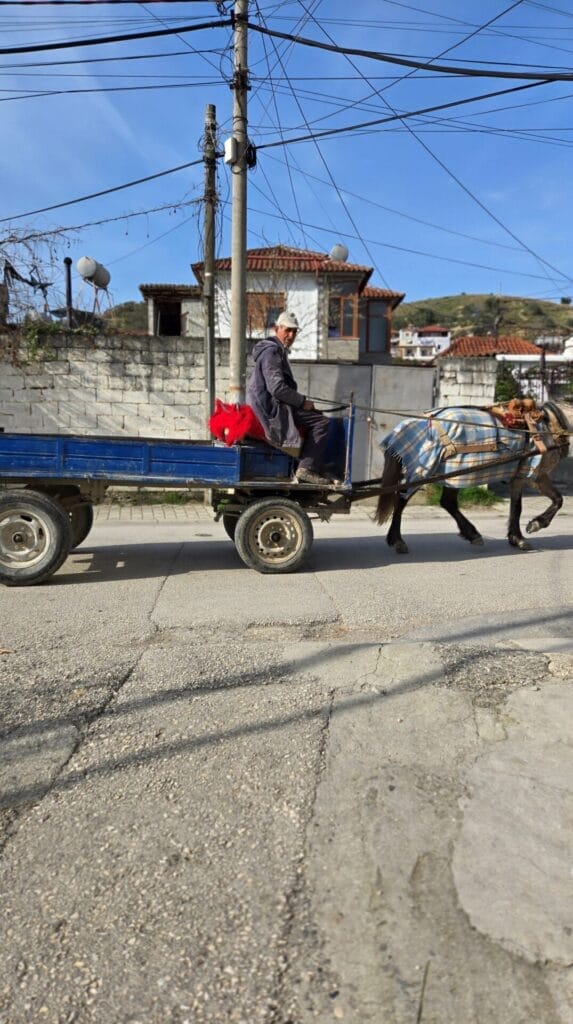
[0,511,49,568]
[253,514,299,561]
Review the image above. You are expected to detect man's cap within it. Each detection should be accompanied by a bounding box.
[276,311,299,329]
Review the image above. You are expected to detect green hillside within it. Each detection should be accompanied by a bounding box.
[103,300,148,332]
[393,293,573,342]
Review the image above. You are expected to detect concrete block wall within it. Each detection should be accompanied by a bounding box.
[0,331,230,438]
[437,357,497,406]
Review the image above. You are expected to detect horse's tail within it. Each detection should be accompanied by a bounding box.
[375,452,403,525]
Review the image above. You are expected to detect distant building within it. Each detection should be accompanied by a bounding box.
[391,324,451,362]
[140,245,405,363]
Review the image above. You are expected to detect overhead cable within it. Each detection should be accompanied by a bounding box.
[0,158,202,223]
[0,17,232,56]
[256,80,548,149]
[245,21,573,81]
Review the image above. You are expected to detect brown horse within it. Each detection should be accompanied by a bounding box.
[375,400,571,553]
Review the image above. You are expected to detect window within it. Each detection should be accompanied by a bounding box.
[246,292,285,333]
[155,301,181,336]
[328,295,358,338]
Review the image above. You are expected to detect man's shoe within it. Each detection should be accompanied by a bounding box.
[295,467,334,485]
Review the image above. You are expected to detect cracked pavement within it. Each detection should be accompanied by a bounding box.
[0,501,572,1023]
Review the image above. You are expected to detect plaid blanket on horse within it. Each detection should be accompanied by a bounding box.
[380,407,543,489]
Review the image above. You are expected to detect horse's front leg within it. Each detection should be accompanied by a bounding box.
[386,491,410,554]
[525,472,563,534]
[508,477,531,549]
[440,486,484,545]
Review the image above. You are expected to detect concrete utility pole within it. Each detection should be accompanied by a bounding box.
[229,0,249,403]
[203,103,217,433]
[63,257,73,328]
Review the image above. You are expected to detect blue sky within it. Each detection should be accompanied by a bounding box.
[3,0,573,315]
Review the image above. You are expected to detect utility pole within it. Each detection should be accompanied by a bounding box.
[63,256,73,328]
[203,103,217,434]
[229,0,249,403]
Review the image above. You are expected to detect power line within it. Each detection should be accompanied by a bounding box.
[246,21,573,81]
[3,13,573,84]
[0,159,202,224]
[0,17,232,56]
[256,80,548,149]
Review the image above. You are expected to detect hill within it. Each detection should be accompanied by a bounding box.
[392,293,573,342]
[102,300,147,332]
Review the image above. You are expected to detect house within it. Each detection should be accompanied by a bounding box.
[392,324,451,361]
[140,245,404,363]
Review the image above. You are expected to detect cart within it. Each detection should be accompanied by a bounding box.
[0,406,359,585]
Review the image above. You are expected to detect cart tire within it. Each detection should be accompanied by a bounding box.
[234,498,313,574]
[0,491,73,586]
[69,502,94,548]
[222,514,238,542]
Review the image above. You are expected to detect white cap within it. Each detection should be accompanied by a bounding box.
[276,311,299,329]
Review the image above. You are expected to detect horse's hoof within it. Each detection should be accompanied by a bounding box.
[470,536,484,546]
[394,540,409,555]
[526,520,541,534]
[509,536,531,551]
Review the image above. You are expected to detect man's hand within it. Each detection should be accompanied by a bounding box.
[302,399,315,411]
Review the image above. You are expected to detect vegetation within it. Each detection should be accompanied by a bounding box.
[494,363,523,402]
[393,293,573,343]
[425,484,502,508]
[103,300,147,332]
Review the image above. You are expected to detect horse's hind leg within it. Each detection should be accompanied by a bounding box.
[440,486,484,545]
[387,492,410,554]
[525,472,563,534]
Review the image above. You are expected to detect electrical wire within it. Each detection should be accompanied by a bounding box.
[0,159,203,224]
[0,17,232,56]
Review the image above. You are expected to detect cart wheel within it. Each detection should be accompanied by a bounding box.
[222,513,238,542]
[0,491,73,586]
[234,498,313,574]
[69,502,94,548]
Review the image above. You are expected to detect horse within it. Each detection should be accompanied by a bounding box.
[375,400,571,554]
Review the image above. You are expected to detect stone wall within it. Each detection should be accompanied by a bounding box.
[0,330,230,438]
[437,357,497,406]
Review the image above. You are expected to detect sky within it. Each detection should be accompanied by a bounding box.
[2,0,573,317]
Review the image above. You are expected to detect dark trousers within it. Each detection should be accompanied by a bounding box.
[292,408,330,471]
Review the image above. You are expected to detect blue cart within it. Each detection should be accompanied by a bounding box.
[0,409,356,585]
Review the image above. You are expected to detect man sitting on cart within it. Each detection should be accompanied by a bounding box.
[246,311,333,485]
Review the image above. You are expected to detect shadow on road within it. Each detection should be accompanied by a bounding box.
[49,529,573,585]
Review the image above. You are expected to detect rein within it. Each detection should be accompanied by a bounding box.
[308,397,573,438]
[350,442,565,501]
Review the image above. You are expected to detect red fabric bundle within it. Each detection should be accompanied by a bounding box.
[208,399,267,446]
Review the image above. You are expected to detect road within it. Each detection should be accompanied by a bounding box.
[1,497,572,1024]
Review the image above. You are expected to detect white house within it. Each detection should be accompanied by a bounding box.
[140,245,404,363]
[391,324,451,362]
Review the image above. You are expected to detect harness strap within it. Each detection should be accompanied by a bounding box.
[430,417,499,460]
[524,412,548,454]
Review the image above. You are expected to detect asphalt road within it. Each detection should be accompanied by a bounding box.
[1,497,572,1024]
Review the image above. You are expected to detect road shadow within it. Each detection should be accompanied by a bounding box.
[49,527,573,584]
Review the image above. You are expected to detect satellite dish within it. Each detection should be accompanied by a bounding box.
[329,243,349,262]
[76,256,111,290]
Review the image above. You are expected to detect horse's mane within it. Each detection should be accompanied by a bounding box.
[543,399,571,457]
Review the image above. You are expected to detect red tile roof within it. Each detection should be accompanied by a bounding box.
[192,245,376,290]
[439,335,543,358]
[140,284,201,297]
[416,323,448,334]
[362,285,405,305]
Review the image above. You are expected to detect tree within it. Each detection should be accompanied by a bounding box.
[495,363,522,402]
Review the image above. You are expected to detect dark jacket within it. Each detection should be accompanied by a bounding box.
[246,336,304,454]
